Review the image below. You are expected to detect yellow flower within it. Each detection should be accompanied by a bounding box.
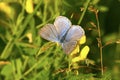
[26,33,32,43]
[79,35,86,44]
[70,36,86,56]
[25,0,34,13]
[70,45,79,56]
[72,46,90,63]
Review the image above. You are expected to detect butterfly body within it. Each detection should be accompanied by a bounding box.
[39,16,85,54]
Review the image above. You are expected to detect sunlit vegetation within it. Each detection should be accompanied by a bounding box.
[0,0,120,80]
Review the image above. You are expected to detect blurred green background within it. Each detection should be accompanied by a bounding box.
[0,0,120,80]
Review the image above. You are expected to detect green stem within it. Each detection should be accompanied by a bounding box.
[43,1,48,22]
[22,52,50,77]
[95,10,104,75]
[17,0,42,38]
[0,0,42,59]
[0,38,14,59]
[67,55,71,75]
[68,59,71,72]
[78,0,90,25]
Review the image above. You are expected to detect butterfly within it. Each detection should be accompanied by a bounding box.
[39,16,85,54]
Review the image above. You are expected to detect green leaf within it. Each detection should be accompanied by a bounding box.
[1,64,13,76]
[16,59,22,79]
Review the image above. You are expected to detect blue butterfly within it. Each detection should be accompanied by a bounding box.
[39,16,85,54]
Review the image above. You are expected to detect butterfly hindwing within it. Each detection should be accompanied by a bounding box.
[62,41,77,54]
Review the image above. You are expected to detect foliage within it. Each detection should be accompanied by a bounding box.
[0,0,120,80]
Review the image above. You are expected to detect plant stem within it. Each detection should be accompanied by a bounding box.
[68,56,71,72]
[67,55,71,75]
[23,51,50,77]
[78,0,90,25]
[0,38,14,59]
[95,10,104,75]
[0,0,42,59]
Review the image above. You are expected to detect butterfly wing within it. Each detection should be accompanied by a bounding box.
[62,25,85,54]
[65,25,85,42]
[39,24,59,42]
[54,16,71,40]
[62,41,77,54]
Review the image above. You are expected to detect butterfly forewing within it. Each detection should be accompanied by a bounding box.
[65,25,85,42]
[54,16,71,40]
[39,24,59,42]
